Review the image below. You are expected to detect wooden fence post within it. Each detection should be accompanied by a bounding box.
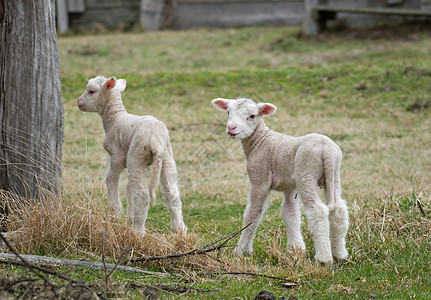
[56,0,68,33]
[303,0,320,36]
[140,0,164,30]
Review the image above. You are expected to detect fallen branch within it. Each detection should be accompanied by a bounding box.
[131,223,252,263]
[0,252,167,277]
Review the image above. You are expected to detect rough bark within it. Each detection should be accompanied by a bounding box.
[0,0,63,203]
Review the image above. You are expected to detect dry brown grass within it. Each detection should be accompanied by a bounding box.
[2,173,244,275]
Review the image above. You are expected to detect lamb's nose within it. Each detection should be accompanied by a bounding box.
[228,125,236,132]
[77,99,84,109]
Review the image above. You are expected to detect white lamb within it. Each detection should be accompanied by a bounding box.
[77,76,186,236]
[212,98,348,264]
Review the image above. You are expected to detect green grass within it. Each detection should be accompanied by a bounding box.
[3,25,431,299]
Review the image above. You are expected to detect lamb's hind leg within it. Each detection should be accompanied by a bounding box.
[329,174,349,260]
[126,166,150,236]
[299,179,332,264]
[160,149,187,233]
[281,191,306,251]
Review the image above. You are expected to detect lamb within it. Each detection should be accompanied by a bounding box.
[212,97,348,264]
[77,76,186,236]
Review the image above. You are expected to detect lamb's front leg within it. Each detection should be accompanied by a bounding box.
[235,185,270,256]
[106,158,125,218]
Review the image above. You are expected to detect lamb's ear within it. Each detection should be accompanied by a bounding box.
[258,103,277,117]
[104,77,117,91]
[212,98,234,111]
[117,79,126,92]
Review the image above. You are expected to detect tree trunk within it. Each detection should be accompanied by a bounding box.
[0,0,64,203]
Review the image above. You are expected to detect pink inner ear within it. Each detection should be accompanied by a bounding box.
[260,105,274,115]
[214,100,229,110]
[106,79,116,90]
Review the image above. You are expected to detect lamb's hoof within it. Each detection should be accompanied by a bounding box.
[287,241,306,252]
[134,227,146,237]
[333,253,349,264]
[172,224,188,235]
[108,208,122,221]
[332,248,348,261]
[287,244,306,259]
[317,259,333,266]
[233,246,243,256]
[315,253,333,265]
[234,246,252,256]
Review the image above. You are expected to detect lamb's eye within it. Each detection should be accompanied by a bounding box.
[88,90,95,95]
[227,111,229,115]
[249,114,255,119]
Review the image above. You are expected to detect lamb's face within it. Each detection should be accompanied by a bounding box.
[225,99,261,139]
[77,76,126,112]
[77,77,105,112]
[212,98,277,140]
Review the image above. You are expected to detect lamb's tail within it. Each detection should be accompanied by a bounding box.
[150,152,163,206]
[323,145,342,211]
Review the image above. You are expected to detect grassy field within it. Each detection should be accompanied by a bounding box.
[3,24,431,299]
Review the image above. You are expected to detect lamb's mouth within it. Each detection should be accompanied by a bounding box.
[228,132,238,138]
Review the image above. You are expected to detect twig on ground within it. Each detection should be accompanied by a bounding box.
[131,223,252,263]
[101,231,109,291]
[107,246,132,278]
[416,198,426,217]
[202,252,225,265]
